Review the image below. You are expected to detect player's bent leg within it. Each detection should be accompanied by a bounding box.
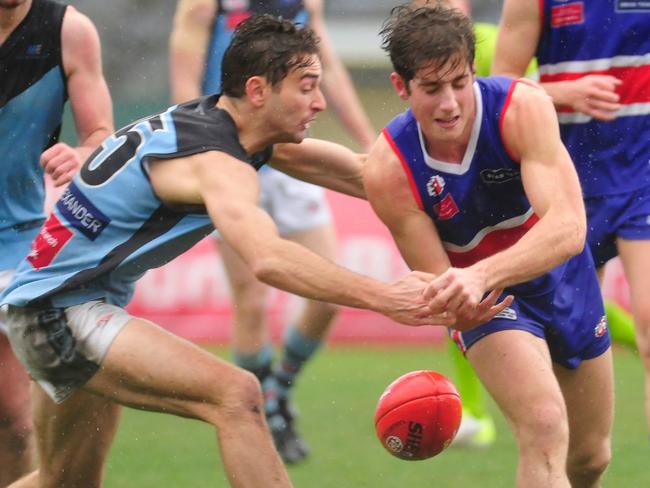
[617,238,650,433]
[554,349,613,488]
[0,333,34,486]
[27,383,121,488]
[467,330,570,488]
[87,318,292,488]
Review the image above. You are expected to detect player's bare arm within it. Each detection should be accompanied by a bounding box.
[493,0,621,121]
[147,150,448,326]
[365,136,512,331]
[305,0,375,150]
[40,6,113,187]
[169,0,216,103]
[269,138,365,198]
[427,83,585,314]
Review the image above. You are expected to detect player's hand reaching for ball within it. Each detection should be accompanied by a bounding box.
[423,267,513,331]
[40,142,83,187]
[378,271,458,327]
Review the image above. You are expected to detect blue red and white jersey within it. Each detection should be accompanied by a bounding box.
[0,0,68,270]
[202,0,308,95]
[1,95,272,308]
[536,0,650,197]
[384,76,582,295]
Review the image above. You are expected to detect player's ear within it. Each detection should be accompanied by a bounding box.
[245,76,270,107]
[390,72,410,100]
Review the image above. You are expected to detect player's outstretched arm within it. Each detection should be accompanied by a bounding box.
[169,0,216,103]
[270,138,366,198]
[189,150,450,326]
[41,6,113,187]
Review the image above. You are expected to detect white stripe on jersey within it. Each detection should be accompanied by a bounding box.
[538,53,650,75]
[442,208,535,253]
[558,102,650,124]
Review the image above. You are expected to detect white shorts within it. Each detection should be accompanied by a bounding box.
[0,269,15,335]
[215,168,332,238]
[6,301,132,403]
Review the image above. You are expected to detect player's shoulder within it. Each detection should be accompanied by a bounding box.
[61,6,101,56]
[510,79,554,113]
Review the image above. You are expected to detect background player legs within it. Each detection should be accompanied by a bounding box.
[616,238,650,434]
[0,333,34,487]
[596,267,637,352]
[9,383,122,488]
[218,222,339,463]
[448,339,496,448]
[553,351,613,488]
[467,330,571,488]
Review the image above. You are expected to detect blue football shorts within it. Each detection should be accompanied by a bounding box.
[450,250,610,369]
[585,186,650,267]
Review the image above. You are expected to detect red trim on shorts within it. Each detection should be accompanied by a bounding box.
[381,128,424,210]
[538,0,545,31]
[451,329,467,354]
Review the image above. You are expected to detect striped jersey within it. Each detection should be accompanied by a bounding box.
[203,0,308,95]
[384,77,580,295]
[536,0,650,197]
[0,0,68,270]
[1,96,272,308]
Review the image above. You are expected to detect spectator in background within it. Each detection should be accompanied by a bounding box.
[0,0,113,484]
[366,4,613,485]
[169,0,375,463]
[493,0,650,439]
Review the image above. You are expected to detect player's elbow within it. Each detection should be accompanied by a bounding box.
[249,252,286,285]
[560,218,586,259]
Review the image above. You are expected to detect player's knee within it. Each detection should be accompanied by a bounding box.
[567,439,611,484]
[517,401,568,447]
[214,369,265,426]
[308,299,340,319]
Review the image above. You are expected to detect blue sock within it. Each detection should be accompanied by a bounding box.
[233,345,278,415]
[273,327,322,401]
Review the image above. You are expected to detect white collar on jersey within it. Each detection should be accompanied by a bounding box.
[417,81,483,175]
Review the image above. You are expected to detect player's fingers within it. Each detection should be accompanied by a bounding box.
[422,273,453,301]
[39,144,63,167]
[586,108,619,122]
[482,294,514,321]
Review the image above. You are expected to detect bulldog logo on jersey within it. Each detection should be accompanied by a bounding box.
[426,175,446,197]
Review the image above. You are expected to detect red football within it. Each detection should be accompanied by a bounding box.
[374,370,462,460]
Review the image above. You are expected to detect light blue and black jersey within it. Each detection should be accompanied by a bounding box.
[0,0,67,270]
[203,0,308,95]
[1,95,272,308]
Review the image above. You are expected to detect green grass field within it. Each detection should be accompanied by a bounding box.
[102,344,648,487]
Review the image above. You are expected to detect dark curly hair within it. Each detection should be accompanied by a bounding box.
[380,2,475,85]
[221,14,320,98]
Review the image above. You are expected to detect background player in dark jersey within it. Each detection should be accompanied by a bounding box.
[364,5,613,486]
[168,0,376,463]
[0,0,112,484]
[493,0,650,443]
[1,16,501,487]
